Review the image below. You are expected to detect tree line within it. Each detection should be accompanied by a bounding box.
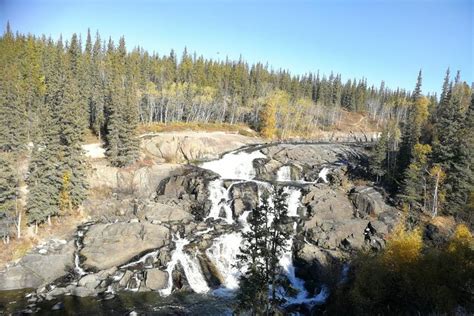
[370,70,473,224]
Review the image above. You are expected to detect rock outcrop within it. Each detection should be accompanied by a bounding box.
[0,239,75,291]
[141,131,261,163]
[81,222,170,270]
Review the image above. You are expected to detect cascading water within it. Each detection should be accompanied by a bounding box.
[200,150,266,180]
[206,233,244,296]
[160,235,210,296]
[74,225,91,277]
[283,187,302,217]
[318,167,330,183]
[277,165,292,181]
[121,250,159,269]
[206,179,234,223]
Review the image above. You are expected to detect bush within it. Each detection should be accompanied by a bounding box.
[329,223,474,315]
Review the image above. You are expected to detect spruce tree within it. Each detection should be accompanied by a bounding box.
[0,29,27,151]
[370,127,388,183]
[0,152,18,239]
[398,71,424,182]
[104,37,139,167]
[27,106,62,225]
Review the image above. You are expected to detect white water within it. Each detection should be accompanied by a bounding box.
[74,230,87,276]
[317,167,330,183]
[160,235,210,296]
[121,250,159,269]
[206,179,234,223]
[201,150,266,180]
[206,233,244,293]
[283,187,302,217]
[277,165,292,181]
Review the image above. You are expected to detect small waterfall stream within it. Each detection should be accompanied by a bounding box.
[160,235,210,296]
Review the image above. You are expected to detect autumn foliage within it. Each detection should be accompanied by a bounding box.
[329,223,474,315]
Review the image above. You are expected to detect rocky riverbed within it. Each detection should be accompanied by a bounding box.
[0,138,399,314]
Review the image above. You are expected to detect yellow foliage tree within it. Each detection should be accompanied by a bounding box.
[383,223,422,270]
[448,224,473,253]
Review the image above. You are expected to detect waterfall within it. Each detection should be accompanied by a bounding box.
[160,235,210,296]
[206,233,244,295]
[283,187,301,217]
[200,150,266,180]
[74,226,89,277]
[277,165,292,181]
[197,147,330,307]
[317,167,330,183]
[206,179,234,223]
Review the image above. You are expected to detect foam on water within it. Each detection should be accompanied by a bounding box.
[276,165,292,181]
[201,150,266,180]
[160,235,210,296]
[206,179,234,223]
[317,167,330,183]
[206,233,244,292]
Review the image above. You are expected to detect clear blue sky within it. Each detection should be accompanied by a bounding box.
[1,0,472,93]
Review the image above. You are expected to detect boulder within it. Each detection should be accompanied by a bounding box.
[350,186,388,217]
[145,269,168,290]
[303,186,370,251]
[78,274,100,289]
[119,270,133,288]
[230,181,259,217]
[0,240,75,291]
[156,167,218,203]
[70,286,97,297]
[81,222,170,270]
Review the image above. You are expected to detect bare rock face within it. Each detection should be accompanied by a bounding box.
[350,186,389,217]
[230,181,259,217]
[141,131,261,163]
[145,268,168,290]
[88,161,183,199]
[139,202,193,224]
[302,185,396,253]
[0,239,75,291]
[81,222,170,271]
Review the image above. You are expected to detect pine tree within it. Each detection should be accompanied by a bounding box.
[104,37,139,167]
[0,28,27,151]
[401,143,432,209]
[0,152,18,240]
[446,93,474,215]
[237,189,292,313]
[398,71,426,182]
[27,106,62,226]
[59,71,88,211]
[370,127,388,183]
[236,197,271,314]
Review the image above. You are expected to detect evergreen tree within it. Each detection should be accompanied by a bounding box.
[370,127,388,183]
[27,106,62,226]
[397,71,426,182]
[0,152,18,240]
[0,28,27,151]
[236,197,271,314]
[237,189,292,313]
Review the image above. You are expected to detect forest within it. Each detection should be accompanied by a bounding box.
[0,23,472,238]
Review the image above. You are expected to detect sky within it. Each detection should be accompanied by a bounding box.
[0,0,472,94]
